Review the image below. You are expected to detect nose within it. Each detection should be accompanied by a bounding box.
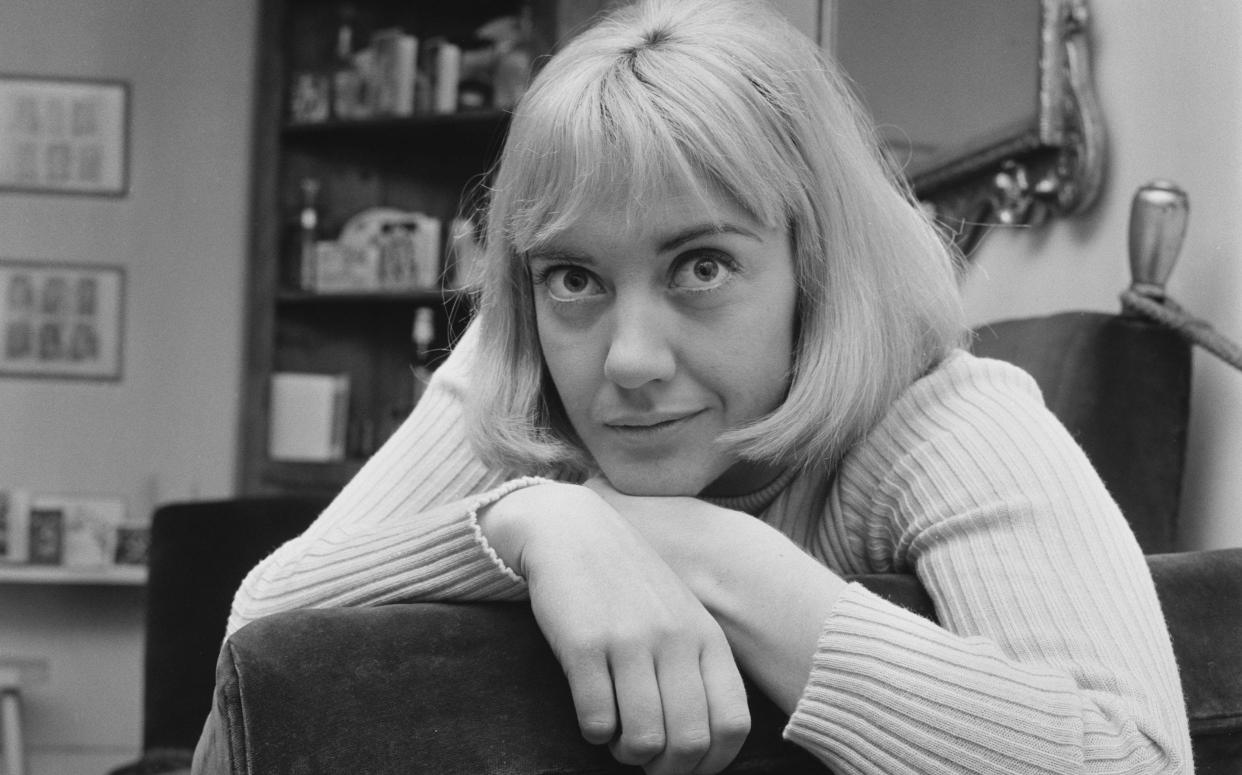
[602,301,676,389]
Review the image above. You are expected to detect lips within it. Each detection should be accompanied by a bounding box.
[599,410,707,446]
[603,409,704,430]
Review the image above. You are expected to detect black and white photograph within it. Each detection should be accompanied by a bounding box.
[0,260,123,380]
[0,2,1239,774]
[0,75,129,196]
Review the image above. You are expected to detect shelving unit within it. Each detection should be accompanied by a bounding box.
[239,0,612,496]
[241,1,501,496]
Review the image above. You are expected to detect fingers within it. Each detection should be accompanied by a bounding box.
[609,648,669,766]
[605,638,750,775]
[562,647,618,745]
[695,640,751,774]
[642,647,713,775]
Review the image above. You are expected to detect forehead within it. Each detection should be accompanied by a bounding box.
[534,181,765,251]
[500,104,790,258]
[517,163,783,264]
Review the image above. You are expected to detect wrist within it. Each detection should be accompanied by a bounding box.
[616,500,764,608]
[477,482,601,576]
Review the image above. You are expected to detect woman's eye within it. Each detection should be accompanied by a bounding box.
[542,266,604,301]
[672,254,734,291]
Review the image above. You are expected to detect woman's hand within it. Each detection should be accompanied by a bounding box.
[584,476,848,715]
[479,482,751,775]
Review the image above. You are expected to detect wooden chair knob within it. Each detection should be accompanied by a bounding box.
[1128,180,1189,299]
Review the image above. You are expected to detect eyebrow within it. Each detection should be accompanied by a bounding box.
[523,222,763,265]
[659,223,762,253]
[524,248,592,266]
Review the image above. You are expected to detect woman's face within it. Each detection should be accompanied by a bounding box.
[527,184,798,496]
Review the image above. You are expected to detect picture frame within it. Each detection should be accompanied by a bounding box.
[0,74,129,196]
[0,259,125,381]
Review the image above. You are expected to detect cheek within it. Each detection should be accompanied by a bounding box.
[535,308,598,412]
[736,328,795,405]
[718,292,797,409]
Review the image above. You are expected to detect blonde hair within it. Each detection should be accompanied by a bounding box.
[463,0,966,481]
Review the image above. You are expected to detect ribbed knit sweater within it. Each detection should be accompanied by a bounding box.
[230,331,1191,774]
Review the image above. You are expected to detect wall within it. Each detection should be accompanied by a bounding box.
[0,0,257,771]
[958,0,1242,551]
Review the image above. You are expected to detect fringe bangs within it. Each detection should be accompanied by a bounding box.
[499,42,799,255]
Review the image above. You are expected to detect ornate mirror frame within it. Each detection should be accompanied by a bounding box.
[831,0,1107,258]
[923,0,1105,255]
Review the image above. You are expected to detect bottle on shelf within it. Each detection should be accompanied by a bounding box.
[374,308,437,451]
[331,5,365,120]
[297,178,321,291]
[411,307,436,407]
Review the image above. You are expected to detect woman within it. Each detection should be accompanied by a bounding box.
[220,1,1190,773]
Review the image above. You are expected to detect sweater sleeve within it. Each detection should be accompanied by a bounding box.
[784,352,1192,774]
[227,323,536,637]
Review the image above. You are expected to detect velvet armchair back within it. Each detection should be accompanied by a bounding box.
[208,552,1242,774]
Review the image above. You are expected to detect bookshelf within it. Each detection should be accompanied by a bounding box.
[239,0,614,495]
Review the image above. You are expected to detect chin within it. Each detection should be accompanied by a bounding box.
[598,461,722,498]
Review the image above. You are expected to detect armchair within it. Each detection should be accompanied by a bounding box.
[108,497,327,775]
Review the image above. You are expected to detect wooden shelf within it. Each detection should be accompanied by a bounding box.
[0,564,147,586]
[282,111,510,149]
[276,288,466,305]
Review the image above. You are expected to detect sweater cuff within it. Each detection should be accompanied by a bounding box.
[464,475,556,585]
[783,584,1083,774]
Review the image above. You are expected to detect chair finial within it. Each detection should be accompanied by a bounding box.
[1128,180,1189,299]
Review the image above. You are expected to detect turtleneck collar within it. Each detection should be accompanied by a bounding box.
[698,466,798,516]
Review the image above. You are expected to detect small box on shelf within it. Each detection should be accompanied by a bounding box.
[114,524,150,566]
[299,206,443,295]
[289,71,332,124]
[0,489,31,563]
[268,372,350,463]
[307,241,380,293]
[27,507,64,565]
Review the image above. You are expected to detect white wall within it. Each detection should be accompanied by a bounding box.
[0,0,257,771]
[959,0,1242,551]
[0,0,254,529]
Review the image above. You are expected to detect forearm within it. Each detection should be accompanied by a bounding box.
[593,487,847,713]
[688,521,846,713]
[693,516,1184,774]
[228,479,540,636]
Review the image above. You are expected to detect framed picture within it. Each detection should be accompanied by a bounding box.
[0,75,129,196]
[0,259,125,380]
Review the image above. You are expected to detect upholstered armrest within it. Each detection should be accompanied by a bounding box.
[210,602,826,774]
[1146,549,1242,773]
[208,550,1242,775]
